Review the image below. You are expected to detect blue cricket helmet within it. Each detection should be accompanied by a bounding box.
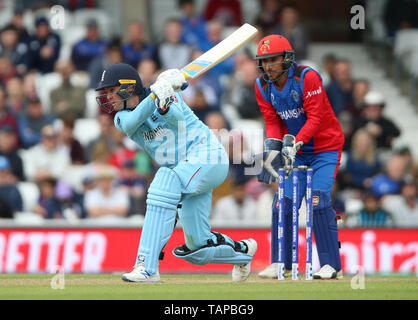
[95,63,149,113]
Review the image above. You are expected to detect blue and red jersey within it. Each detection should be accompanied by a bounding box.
[255,64,344,153]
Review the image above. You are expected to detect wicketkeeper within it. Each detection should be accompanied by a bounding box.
[253,35,344,279]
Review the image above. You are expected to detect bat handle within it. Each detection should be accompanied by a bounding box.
[150,71,190,100]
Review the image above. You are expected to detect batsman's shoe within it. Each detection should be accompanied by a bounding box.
[313,264,343,280]
[232,239,257,282]
[258,263,291,279]
[121,264,160,283]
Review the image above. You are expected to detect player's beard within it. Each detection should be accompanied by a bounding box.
[262,68,289,84]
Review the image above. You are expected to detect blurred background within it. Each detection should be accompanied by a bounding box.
[0,0,417,275]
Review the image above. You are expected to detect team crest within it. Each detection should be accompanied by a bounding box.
[260,40,271,54]
[291,90,299,103]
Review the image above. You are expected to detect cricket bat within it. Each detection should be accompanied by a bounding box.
[151,23,258,99]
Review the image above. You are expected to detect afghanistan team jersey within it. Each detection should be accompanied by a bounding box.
[255,64,344,153]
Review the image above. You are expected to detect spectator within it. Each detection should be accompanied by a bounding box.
[117,159,147,216]
[0,25,30,75]
[108,126,136,170]
[0,86,20,142]
[338,111,354,151]
[178,0,208,48]
[205,111,230,145]
[211,179,257,222]
[18,94,55,149]
[27,16,61,74]
[137,58,157,88]
[33,177,62,219]
[352,91,401,150]
[182,75,219,121]
[356,192,392,228]
[71,19,108,71]
[84,165,129,219]
[122,21,158,68]
[158,18,192,70]
[325,59,354,116]
[89,139,113,167]
[86,113,115,161]
[5,7,31,44]
[382,175,418,227]
[50,60,86,120]
[273,3,309,61]
[368,154,407,198]
[5,76,25,113]
[321,53,337,86]
[0,125,25,181]
[227,60,262,119]
[203,0,243,26]
[396,146,416,177]
[352,79,369,116]
[57,117,85,165]
[0,56,17,87]
[181,49,220,121]
[55,180,84,220]
[89,38,123,89]
[0,156,23,217]
[342,129,381,190]
[254,0,282,34]
[199,20,234,81]
[22,71,38,97]
[383,0,418,38]
[23,125,70,183]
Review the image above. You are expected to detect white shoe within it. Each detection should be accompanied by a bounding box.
[313,264,343,280]
[121,264,160,283]
[258,263,292,279]
[232,239,257,282]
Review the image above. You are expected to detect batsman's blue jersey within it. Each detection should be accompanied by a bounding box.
[114,93,222,168]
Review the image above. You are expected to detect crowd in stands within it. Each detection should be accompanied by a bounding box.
[0,0,416,228]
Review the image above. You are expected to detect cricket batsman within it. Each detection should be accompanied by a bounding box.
[253,35,344,279]
[95,63,257,282]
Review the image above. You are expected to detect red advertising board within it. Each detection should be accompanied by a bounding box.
[0,228,417,275]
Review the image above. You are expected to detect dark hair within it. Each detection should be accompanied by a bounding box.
[178,0,194,8]
[279,2,300,14]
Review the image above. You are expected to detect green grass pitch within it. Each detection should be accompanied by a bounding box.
[0,274,417,300]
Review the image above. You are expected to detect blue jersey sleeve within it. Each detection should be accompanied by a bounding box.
[114,95,155,136]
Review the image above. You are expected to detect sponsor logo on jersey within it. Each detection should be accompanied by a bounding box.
[276,107,305,120]
[313,196,319,206]
[291,90,300,103]
[305,86,322,99]
[142,125,165,141]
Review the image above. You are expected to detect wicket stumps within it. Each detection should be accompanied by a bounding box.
[277,166,313,281]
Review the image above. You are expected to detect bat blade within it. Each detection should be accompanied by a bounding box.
[150,23,258,100]
[181,23,258,79]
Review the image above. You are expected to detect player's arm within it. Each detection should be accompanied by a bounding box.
[295,70,326,144]
[254,80,287,141]
[114,95,155,136]
[253,80,286,184]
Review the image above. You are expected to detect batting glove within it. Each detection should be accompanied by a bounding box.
[157,69,189,92]
[150,78,176,115]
